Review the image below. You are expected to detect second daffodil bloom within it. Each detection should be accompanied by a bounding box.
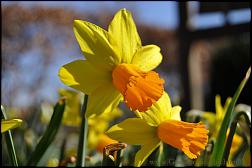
[106,92,209,167]
[58,8,164,118]
[88,108,122,151]
[210,95,243,165]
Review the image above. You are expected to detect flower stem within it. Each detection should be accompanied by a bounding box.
[1,106,18,166]
[77,94,89,166]
[157,142,164,166]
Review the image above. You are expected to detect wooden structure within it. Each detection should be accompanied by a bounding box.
[177,2,250,119]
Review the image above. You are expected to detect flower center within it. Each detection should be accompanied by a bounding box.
[157,120,209,159]
[112,63,164,112]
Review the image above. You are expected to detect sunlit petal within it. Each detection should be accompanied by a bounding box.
[86,84,122,118]
[170,106,182,121]
[74,20,120,70]
[106,118,157,145]
[134,139,161,167]
[132,45,162,72]
[139,92,172,126]
[58,60,111,94]
[108,8,141,64]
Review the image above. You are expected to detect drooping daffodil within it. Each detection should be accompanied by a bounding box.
[58,8,164,118]
[1,119,23,133]
[106,92,209,167]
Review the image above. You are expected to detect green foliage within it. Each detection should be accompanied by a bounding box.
[27,98,66,166]
[208,67,250,166]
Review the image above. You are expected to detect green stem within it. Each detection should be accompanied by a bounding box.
[76,95,89,166]
[59,138,67,163]
[157,142,163,166]
[1,106,18,166]
[222,111,251,165]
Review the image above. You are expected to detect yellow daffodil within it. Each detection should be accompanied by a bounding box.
[40,89,82,127]
[96,134,118,153]
[88,108,122,151]
[58,89,82,127]
[106,92,209,167]
[202,95,243,165]
[58,8,164,118]
[1,119,23,133]
[215,95,243,165]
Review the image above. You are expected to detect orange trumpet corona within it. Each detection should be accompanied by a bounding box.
[157,120,209,159]
[112,63,164,112]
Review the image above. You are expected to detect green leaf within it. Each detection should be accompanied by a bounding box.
[27,98,66,166]
[208,67,251,166]
[1,105,19,166]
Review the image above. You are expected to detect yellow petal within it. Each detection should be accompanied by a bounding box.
[86,84,122,118]
[108,8,141,64]
[106,118,157,145]
[134,139,161,167]
[58,89,82,127]
[58,60,111,94]
[138,92,172,126]
[170,106,182,121]
[215,95,224,122]
[215,95,232,125]
[74,20,120,70]
[1,119,23,133]
[88,128,100,149]
[132,45,163,72]
[223,97,232,113]
[202,112,216,132]
[94,107,123,123]
[96,134,118,153]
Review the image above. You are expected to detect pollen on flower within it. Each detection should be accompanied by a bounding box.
[157,120,209,159]
[112,63,164,112]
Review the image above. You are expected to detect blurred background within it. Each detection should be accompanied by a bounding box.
[1,1,251,166]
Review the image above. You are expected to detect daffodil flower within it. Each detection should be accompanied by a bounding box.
[106,92,209,167]
[58,8,164,118]
[40,89,82,127]
[1,119,22,133]
[96,134,118,153]
[58,89,82,127]
[203,95,243,165]
[88,108,122,151]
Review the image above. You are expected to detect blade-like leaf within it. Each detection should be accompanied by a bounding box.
[208,67,251,166]
[27,98,65,166]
